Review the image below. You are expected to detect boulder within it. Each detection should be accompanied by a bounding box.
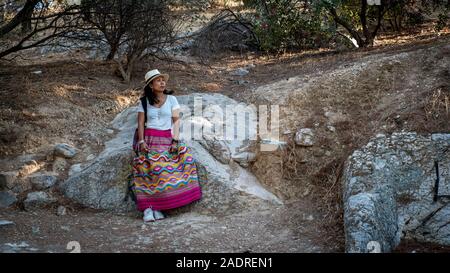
[0,171,18,190]
[0,191,17,208]
[177,93,259,168]
[343,132,450,253]
[29,172,57,190]
[0,171,31,194]
[24,191,57,211]
[60,93,282,213]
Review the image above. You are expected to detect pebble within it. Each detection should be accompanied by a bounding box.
[57,206,67,216]
[0,220,14,226]
[54,143,77,159]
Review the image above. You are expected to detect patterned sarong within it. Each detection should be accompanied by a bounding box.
[130,128,202,211]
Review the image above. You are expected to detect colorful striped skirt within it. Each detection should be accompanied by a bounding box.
[130,128,202,211]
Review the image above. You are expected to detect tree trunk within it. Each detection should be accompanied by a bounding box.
[0,0,39,37]
[106,42,118,60]
[328,7,365,48]
[114,59,128,82]
[114,54,137,83]
[21,19,32,34]
[360,0,371,45]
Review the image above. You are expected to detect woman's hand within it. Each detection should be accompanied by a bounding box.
[139,142,149,153]
[169,143,178,154]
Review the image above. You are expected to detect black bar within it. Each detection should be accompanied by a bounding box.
[434,161,439,202]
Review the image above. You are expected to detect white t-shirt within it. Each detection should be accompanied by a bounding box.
[137,95,180,130]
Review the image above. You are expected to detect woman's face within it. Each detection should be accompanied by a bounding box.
[151,76,166,93]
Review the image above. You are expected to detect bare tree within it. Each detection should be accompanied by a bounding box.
[0,0,40,37]
[80,0,177,82]
[0,0,83,59]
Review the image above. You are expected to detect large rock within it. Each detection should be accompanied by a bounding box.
[60,93,282,213]
[343,132,450,253]
[177,93,260,168]
[0,191,17,208]
[29,172,57,190]
[23,191,57,210]
[0,171,31,194]
[0,172,18,190]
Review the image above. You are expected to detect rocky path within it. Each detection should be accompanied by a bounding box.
[0,197,335,253]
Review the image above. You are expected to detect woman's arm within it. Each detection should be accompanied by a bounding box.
[172,109,180,140]
[138,112,146,149]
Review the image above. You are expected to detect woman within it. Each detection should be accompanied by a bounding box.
[130,69,202,222]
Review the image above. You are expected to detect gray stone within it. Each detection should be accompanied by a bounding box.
[0,171,19,190]
[237,80,249,85]
[29,172,57,190]
[0,220,14,227]
[57,205,67,216]
[343,132,450,253]
[295,128,315,146]
[327,125,336,132]
[54,143,77,159]
[231,152,256,167]
[199,138,231,164]
[0,191,17,208]
[60,93,282,213]
[5,242,29,248]
[24,191,57,210]
[431,133,450,141]
[32,226,40,234]
[61,225,70,231]
[231,68,249,76]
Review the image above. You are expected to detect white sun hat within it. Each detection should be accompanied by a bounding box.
[144,69,169,86]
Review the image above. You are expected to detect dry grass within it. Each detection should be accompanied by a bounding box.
[424,88,450,122]
[263,37,450,250]
[1,21,449,252]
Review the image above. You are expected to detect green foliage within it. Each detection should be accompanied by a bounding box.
[435,12,449,32]
[244,0,336,52]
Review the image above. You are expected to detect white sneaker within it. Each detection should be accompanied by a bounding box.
[143,208,155,222]
[153,210,165,220]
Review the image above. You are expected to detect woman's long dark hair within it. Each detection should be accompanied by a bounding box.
[143,84,174,105]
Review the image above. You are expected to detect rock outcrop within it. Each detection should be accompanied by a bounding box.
[343,132,450,252]
[60,93,282,213]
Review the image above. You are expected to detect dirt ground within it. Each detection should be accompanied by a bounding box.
[0,197,338,253]
[1,22,449,252]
